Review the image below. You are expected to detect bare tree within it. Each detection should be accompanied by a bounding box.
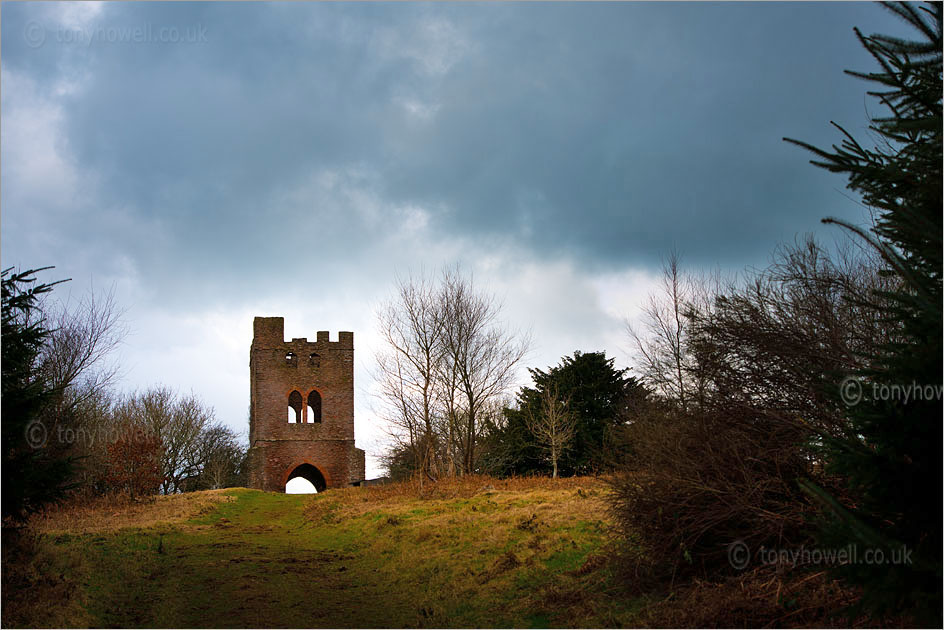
[17,282,129,491]
[196,425,245,490]
[115,387,215,494]
[33,284,127,470]
[375,267,529,479]
[375,272,445,481]
[628,251,720,411]
[526,386,576,479]
[628,251,690,409]
[437,268,529,474]
[39,285,126,412]
[611,236,896,574]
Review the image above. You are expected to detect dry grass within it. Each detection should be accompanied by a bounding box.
[313,473,607,514]
[6,476,876,627]
[28,489,236,534]
[301,475,622,627]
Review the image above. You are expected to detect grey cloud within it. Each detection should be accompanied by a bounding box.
[1,1,915,477]
[2,2,912,301]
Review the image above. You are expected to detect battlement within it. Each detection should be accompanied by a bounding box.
[253,317,353,350]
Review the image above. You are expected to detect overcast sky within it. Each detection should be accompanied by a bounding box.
[2,2,909,477]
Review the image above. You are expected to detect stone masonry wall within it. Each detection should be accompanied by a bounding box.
[247,317,366,492]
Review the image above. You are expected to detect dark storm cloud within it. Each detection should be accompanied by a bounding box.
[2,2,910,295]
[0,2,917,476]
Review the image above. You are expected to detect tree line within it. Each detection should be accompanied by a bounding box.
[1,271,246,520]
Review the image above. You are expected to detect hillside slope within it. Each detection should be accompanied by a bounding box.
[5,477,638,628]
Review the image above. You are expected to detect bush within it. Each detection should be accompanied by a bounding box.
[610,237,881,578]
[610,405,824,580]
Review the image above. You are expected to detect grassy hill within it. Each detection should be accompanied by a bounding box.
[4,477,643,628]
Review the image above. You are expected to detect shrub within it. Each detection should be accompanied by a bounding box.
[611,237,881,579]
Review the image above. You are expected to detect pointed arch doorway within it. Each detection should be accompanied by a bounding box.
[284,463,327,494]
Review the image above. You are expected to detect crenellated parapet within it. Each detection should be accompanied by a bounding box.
[252,317,354,350]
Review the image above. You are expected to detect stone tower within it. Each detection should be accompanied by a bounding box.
[247,317,365,492]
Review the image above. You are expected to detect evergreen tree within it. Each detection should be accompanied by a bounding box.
[786,2,941,622]
[493,351,647,476]
[1,267,72,520]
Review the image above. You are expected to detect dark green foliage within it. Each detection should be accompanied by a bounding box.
[1,267,73,520]
[488,351,648,476]
[786,2,942,622]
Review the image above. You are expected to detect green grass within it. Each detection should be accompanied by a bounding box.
[5,479,646,628]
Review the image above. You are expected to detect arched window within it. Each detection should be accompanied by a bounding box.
[285,351,297,366]
[288,390,303,423]
[309,353,320,367]
[307,390,322,423]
